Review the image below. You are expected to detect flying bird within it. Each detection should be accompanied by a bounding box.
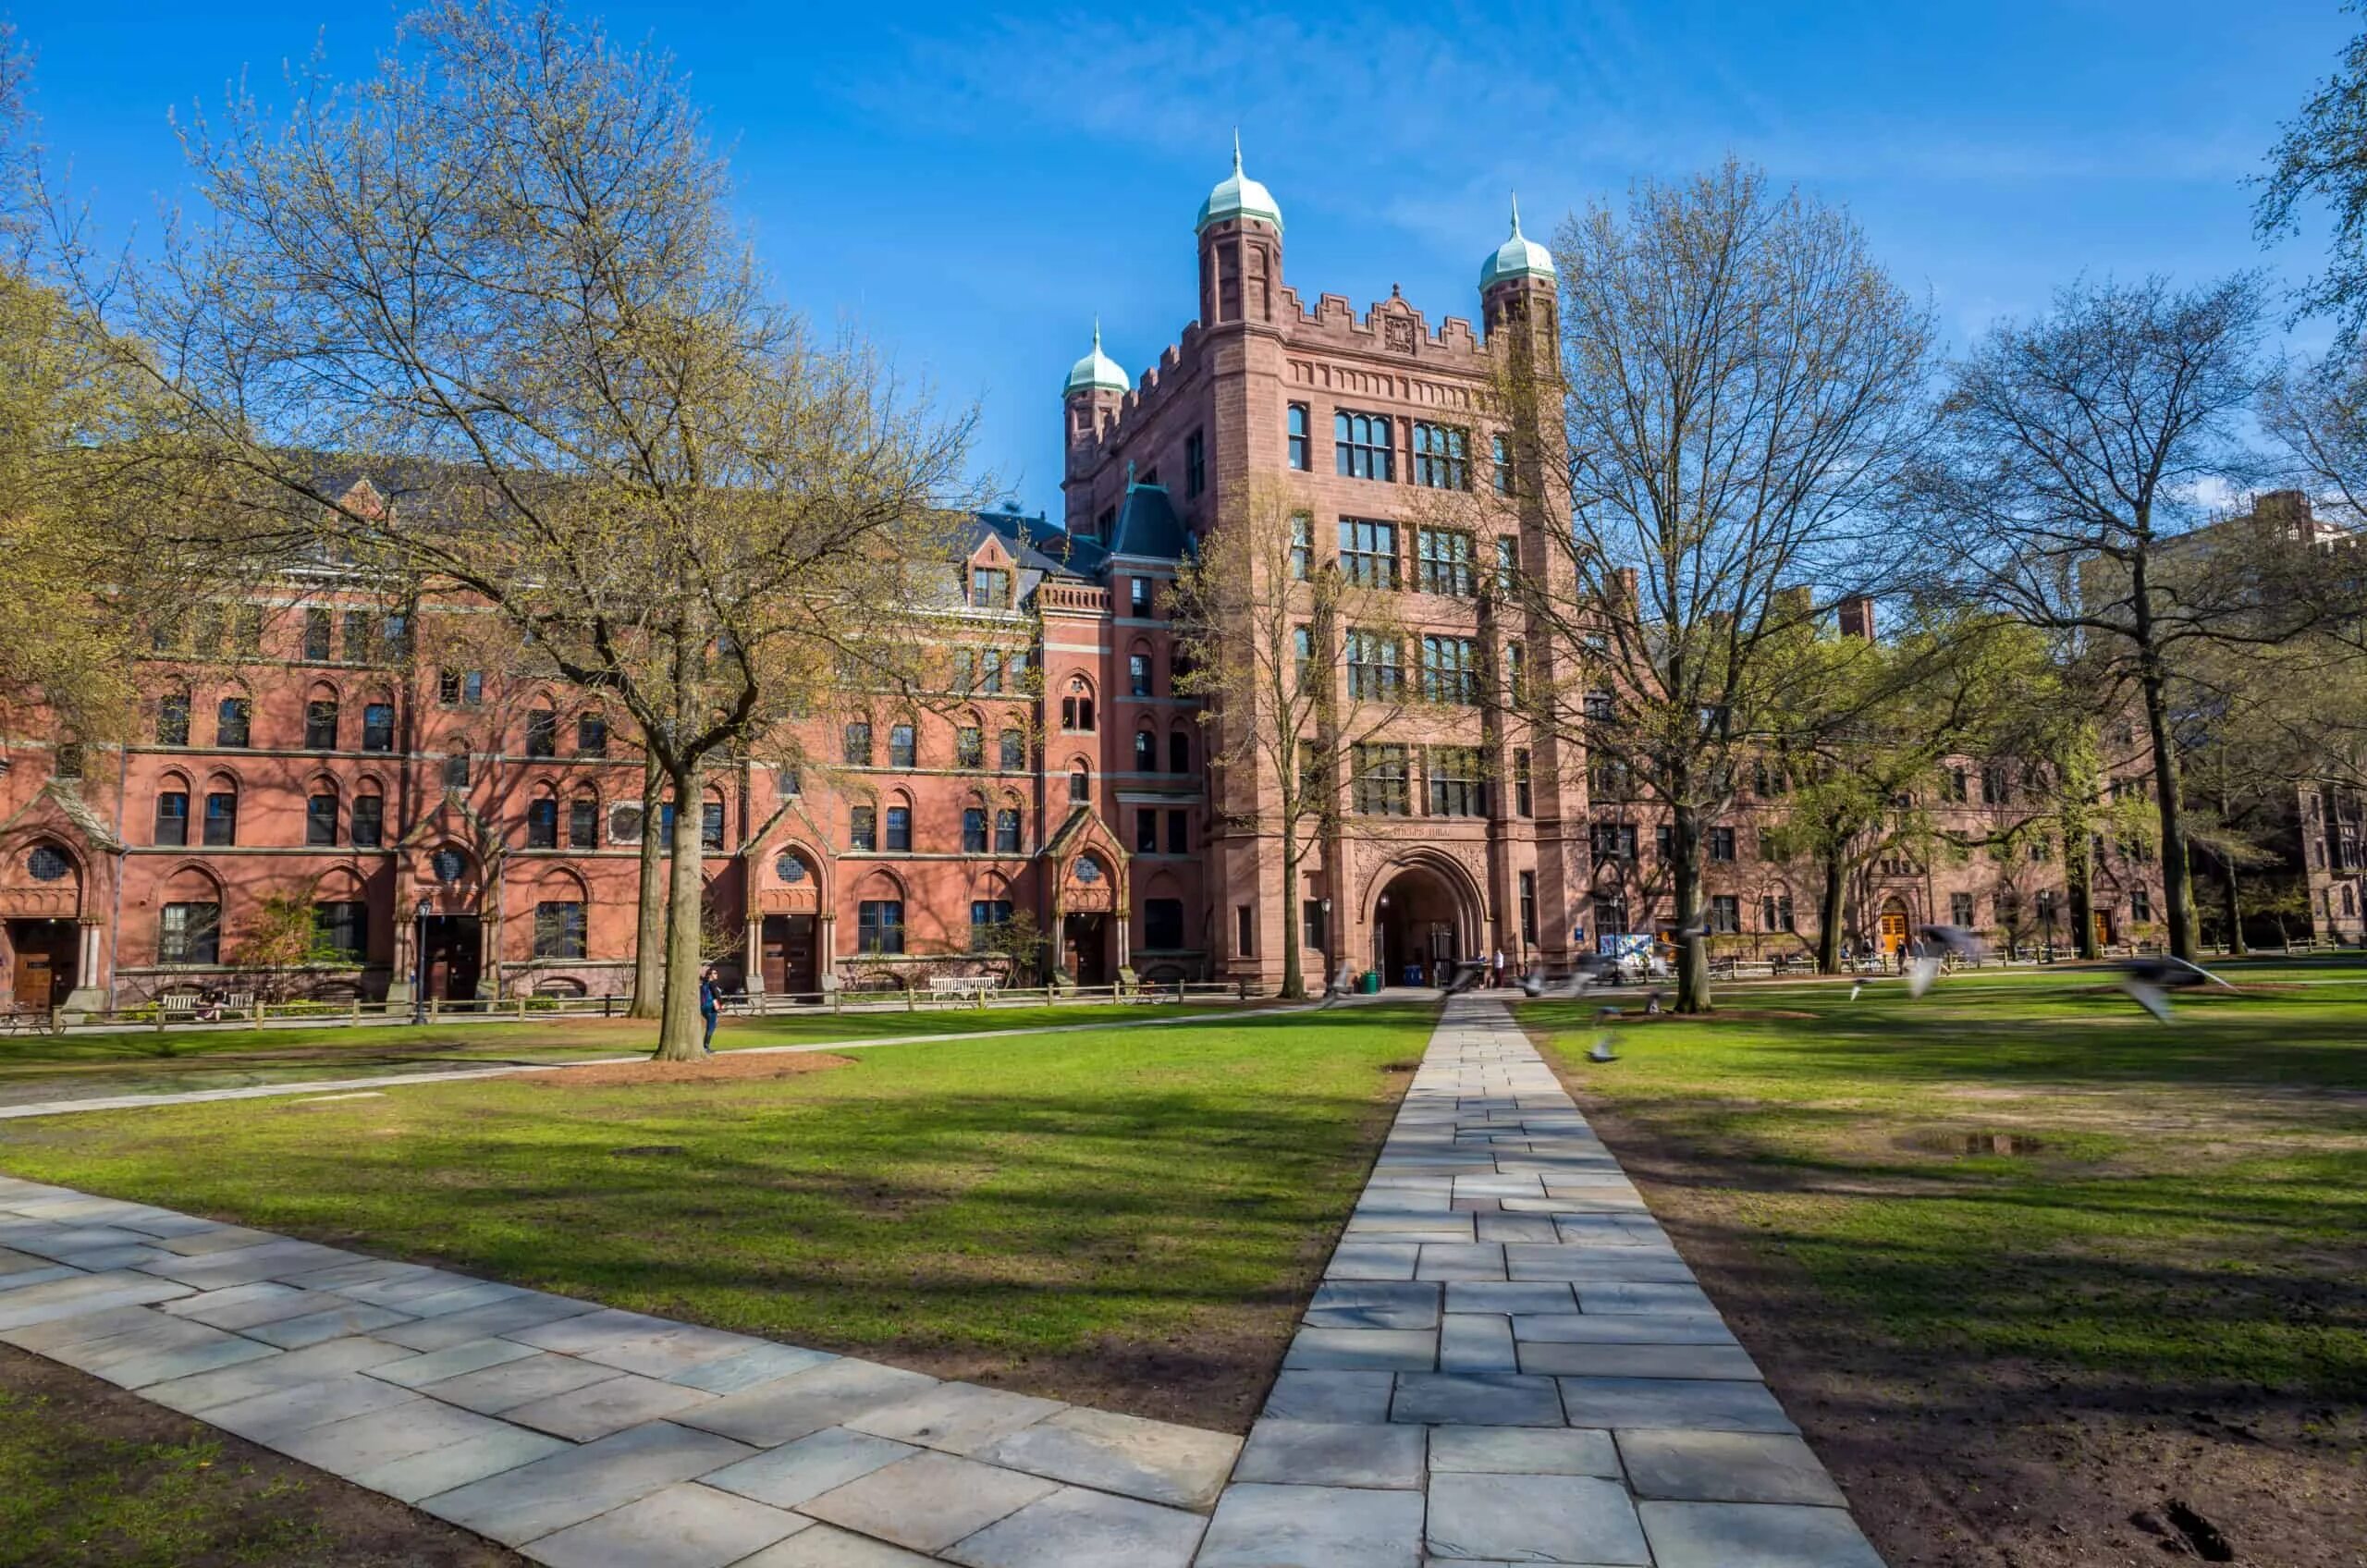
[2114,954,2232,1024]
[1588,1005,1622,1061]
[1907,925,1986,999]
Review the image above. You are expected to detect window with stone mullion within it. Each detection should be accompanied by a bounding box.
[1345,630,1402,701]
[1420,635,1479,704]
[1413,423,1469,490]
[1417,528,1475,596]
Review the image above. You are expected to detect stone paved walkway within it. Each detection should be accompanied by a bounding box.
[1195,993,1885,1567]
[0,994,1886,1565]
[0,1178,1242,1565]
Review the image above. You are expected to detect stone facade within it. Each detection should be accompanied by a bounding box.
[0,154,2247,1016]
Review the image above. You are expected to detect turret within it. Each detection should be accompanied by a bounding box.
[1062,319,1128,480]
[1196,133,1283,328]
[1479,193,1558,337]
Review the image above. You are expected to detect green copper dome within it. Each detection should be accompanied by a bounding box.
[1063,320,1128,398]
[1196,132,1283,236]
[1479,194,1557,289]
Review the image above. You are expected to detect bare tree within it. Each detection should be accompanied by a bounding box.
[1502,160,1936,1011]
[1173,480,1425,998]
[1910,274,2319,962]
[78,2,975,1058]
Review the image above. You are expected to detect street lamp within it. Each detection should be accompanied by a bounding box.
[411,898,431,1025]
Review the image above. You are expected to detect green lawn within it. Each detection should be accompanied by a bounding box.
[0,999,1263,1107]
[0,1003,1436,1430]
[1523,962,2367,1403]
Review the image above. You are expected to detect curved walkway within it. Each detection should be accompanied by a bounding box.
[0,995,1884,1565]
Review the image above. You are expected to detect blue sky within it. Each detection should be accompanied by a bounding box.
[13,0,2358,508]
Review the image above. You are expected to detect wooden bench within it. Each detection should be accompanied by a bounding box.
[926,976,1000,998]
[156,992,203,1022]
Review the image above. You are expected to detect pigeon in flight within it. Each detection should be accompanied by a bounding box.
[1907,925,1985,999]
[2113,954,2231,1024]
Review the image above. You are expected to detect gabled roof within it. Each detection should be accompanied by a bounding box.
[967,508,1101,582]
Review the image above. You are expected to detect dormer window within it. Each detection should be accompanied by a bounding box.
[971,567,1010,609]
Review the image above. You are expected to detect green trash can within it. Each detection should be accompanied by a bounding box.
[1358,970,1381,995]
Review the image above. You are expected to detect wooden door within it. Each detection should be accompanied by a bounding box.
[762,915,816,996]
[12,949,53,1009]
[1879,911,1908,955]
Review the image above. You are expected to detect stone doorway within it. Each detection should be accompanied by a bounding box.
[1879,900,1909,959]
[6,919,77,1011]
[420,915,482,1002]
[761,914,818,998]
[1374,866,1467,987]
[1063,913,1110,986]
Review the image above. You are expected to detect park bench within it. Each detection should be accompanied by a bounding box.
[927,976,1000,998]
[156,992,203,1022]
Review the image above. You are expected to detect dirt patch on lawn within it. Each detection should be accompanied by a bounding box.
[0,1344,521,1568]
[526,1051,857,1089]
[1563,1093,2367,1568]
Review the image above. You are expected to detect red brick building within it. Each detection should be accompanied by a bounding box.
[0,151,2197,1015]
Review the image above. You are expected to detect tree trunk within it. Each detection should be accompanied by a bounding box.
[651,761,707,1060]
[1817,851,1846,974]
[2067,829,2098,960]
[1277,833,1306,1000]
[2219,855,2247,956]
[1672,801,1711,1012]
[2137,664,2199,961]
[629,752,665,1019]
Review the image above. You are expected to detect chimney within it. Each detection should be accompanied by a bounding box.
[2253,489,2312,537]
[1836,594,1876,641]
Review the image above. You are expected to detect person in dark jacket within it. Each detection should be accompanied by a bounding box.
[698,967,720,1055]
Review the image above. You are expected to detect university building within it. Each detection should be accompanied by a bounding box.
[0,149,2256,1016]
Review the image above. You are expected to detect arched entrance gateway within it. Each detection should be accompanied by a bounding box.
[1370,857,1483,988]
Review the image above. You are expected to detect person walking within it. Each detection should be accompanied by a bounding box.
[1491,949,1506,988]
[698,966,721,1055]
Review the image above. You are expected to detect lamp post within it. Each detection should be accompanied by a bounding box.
[411,898,431,1025]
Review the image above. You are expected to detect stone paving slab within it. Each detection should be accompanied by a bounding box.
[1192,994,1883,1567]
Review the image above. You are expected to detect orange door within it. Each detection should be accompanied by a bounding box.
[1879,912,1908,954]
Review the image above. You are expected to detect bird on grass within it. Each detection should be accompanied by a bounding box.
[1588,1005,1622,1061]
[2114,954,2232,1024]
[1907,925,1986,1000]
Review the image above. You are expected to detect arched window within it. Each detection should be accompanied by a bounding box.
[25,842,72,883]
[1128,643,1153,698]
[158,867,223,965]
[701,788,728,851]
[156,688,192,747]
[304,682,340,751]
[963,795,989,853]
[1069,766,1089,803]
[153,774,191,847]
[351,782,385,848]
[995,799,1023,853]
[956,716,985,770]
[1170,730,1190,774]
[999,727,1026,770]
[313,868,369,962]
[361,691,397,753]
[885,792,913,851]
[844,719,873,766]
[1134,729,1157,771]
[525,704,558,758]
[857,873,906,953]
[1061,677,1096,733]
[568,786,600,850]
[533,870,590,959]
[526,785,559,849]
[202,776,239,847]
[889,721,917,769]
[774,851,812,885]
[443,743,471,788]
[304,778,339,846]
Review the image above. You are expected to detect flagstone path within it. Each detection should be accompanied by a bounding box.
[0,993,1884,1565]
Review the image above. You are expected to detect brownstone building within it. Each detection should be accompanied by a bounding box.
[0,150,2207,1015]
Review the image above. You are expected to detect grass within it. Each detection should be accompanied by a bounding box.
[0,999,1261,1107]
[0,1002,1437,1429]
[1522,962,2367,1403]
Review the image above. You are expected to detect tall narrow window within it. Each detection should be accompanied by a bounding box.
[341,609,372,662]
[1338,519,1400,588]
[850,806,877,851]
[1236,904,1254,957]
[1287,403,1310,470]
[702,802,726,851]
[1130,576,1152,615]
[1130,654,1151,697]
[303,609,332,661]
[1170,731,1190,773]
[525,708,558,758]
[443,747,470,787]
[885,805,911,851]
[1061,685,1095,732]
[1185,430,1206,498]
[306,792,338,846]
[889,724,916,769]
[963,807,988,852]
[1167,810,1188,853]
[157,691,191,746]
[1134,730,1156,770]
[1288,513,1312,579]
[1519,871,1538,944]
[999,728,1026,770]
[305,699,339,751]
[233,605,264,655]
[202,790,238,846]
[577,714,607,756]
[1495,537,1518,594]
[1515,750,1534,817]
[1069,767,1089,802]
[1710,895,1741,935]
[1136,810,1159,854]
[957,726,984,769]
[569,793,598,850]
[526,798,558,849]
[350,793,384,848]
[154,790,189,846]
[362,703,395,752]
[216,697,251,749]
[969,901,1014,947]
[1492,433,1515,495]
[1334,410,1394,480]
[844,722,873,766]
[995,807,1021,852]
